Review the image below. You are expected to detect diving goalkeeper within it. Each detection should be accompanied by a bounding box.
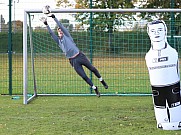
[40,9,108,97]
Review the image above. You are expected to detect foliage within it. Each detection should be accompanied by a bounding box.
[54,0,181,52]
[0,32,22,53]
[138,0,180,9]
[75,0,135,32]
[55,0,74,8]
[56,0,136,32]
[139,0,180,20]
[137,0,181,35]
[71,0,136,52]
[55,0,181,34]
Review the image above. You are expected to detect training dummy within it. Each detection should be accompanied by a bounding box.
[145,20,181,130]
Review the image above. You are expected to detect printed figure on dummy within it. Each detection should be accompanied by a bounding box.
[145,20,181,130]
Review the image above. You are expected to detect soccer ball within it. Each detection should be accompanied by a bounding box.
[42,5,51,14]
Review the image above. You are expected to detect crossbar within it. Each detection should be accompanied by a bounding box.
[24,8,181,13]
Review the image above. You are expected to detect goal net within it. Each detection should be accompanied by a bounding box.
[23,9,181,104]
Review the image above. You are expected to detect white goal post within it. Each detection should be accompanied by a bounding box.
[23,8,181,104]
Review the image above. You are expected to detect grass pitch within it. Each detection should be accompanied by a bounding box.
[1,95,181,135]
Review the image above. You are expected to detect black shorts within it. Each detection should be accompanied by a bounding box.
[69,52,101,80]
[151,82,180,108]
[69,52,91,69]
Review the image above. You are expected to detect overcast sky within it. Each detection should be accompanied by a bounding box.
[0,0,57,22]
[0,0,76,27]
[0,0,76,23]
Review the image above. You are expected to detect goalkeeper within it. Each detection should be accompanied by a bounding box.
[40,11,108,97]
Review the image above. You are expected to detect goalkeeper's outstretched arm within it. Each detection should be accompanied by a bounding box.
[51,15,71,37]
[46,25,59,44]
[39,17,59,44]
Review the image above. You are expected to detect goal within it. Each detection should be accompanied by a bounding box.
[23,8,181,104]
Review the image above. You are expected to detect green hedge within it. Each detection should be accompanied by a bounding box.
[0,32,23,53]
[0,31,151,53]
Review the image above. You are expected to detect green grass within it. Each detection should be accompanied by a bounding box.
[1,95,181,135]
[0,55,151,95]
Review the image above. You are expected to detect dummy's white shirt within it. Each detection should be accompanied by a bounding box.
[145,45,179,86]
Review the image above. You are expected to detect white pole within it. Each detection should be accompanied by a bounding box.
[13,0,19,33]
[23,10,28,104]
[0,14,1,32]
[14,1,15,33]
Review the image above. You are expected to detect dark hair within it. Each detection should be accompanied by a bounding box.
[149,20,163,25]
[147,20,167,34]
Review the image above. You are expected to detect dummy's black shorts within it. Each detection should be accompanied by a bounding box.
[151,82,181,108]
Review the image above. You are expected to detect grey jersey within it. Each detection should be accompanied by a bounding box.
[46,17,79,58]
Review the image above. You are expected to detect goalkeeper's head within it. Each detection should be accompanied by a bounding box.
[57,27,63,38]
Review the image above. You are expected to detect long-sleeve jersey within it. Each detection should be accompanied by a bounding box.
[46,17,79,58]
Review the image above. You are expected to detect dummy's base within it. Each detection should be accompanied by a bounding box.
[157,122,181,130]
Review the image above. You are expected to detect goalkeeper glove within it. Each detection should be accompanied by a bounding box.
[48,14,55,18]
[39,17,48,25]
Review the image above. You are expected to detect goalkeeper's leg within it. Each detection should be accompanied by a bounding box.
[74,66,100,97]
[79,52,108,89]
[69,58,100,97]
[85,64,108,89]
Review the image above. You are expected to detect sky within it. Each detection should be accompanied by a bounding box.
[0,0,75,27]
[0,0,148,30]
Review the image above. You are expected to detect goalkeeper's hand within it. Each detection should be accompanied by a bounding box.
[47,14,55,18]
[39,17,48,25]
[42,5,55,18]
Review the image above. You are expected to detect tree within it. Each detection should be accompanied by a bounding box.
[74,0,136,53]
[137,0,180,20]
[75,0,135,32]
[137,0,181,32]
[137,0,181,48]
[55,0,75,8]
[56,0,136,53]
[55,0,180,52]
[12,20,23,32]
[55,0,180,32]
